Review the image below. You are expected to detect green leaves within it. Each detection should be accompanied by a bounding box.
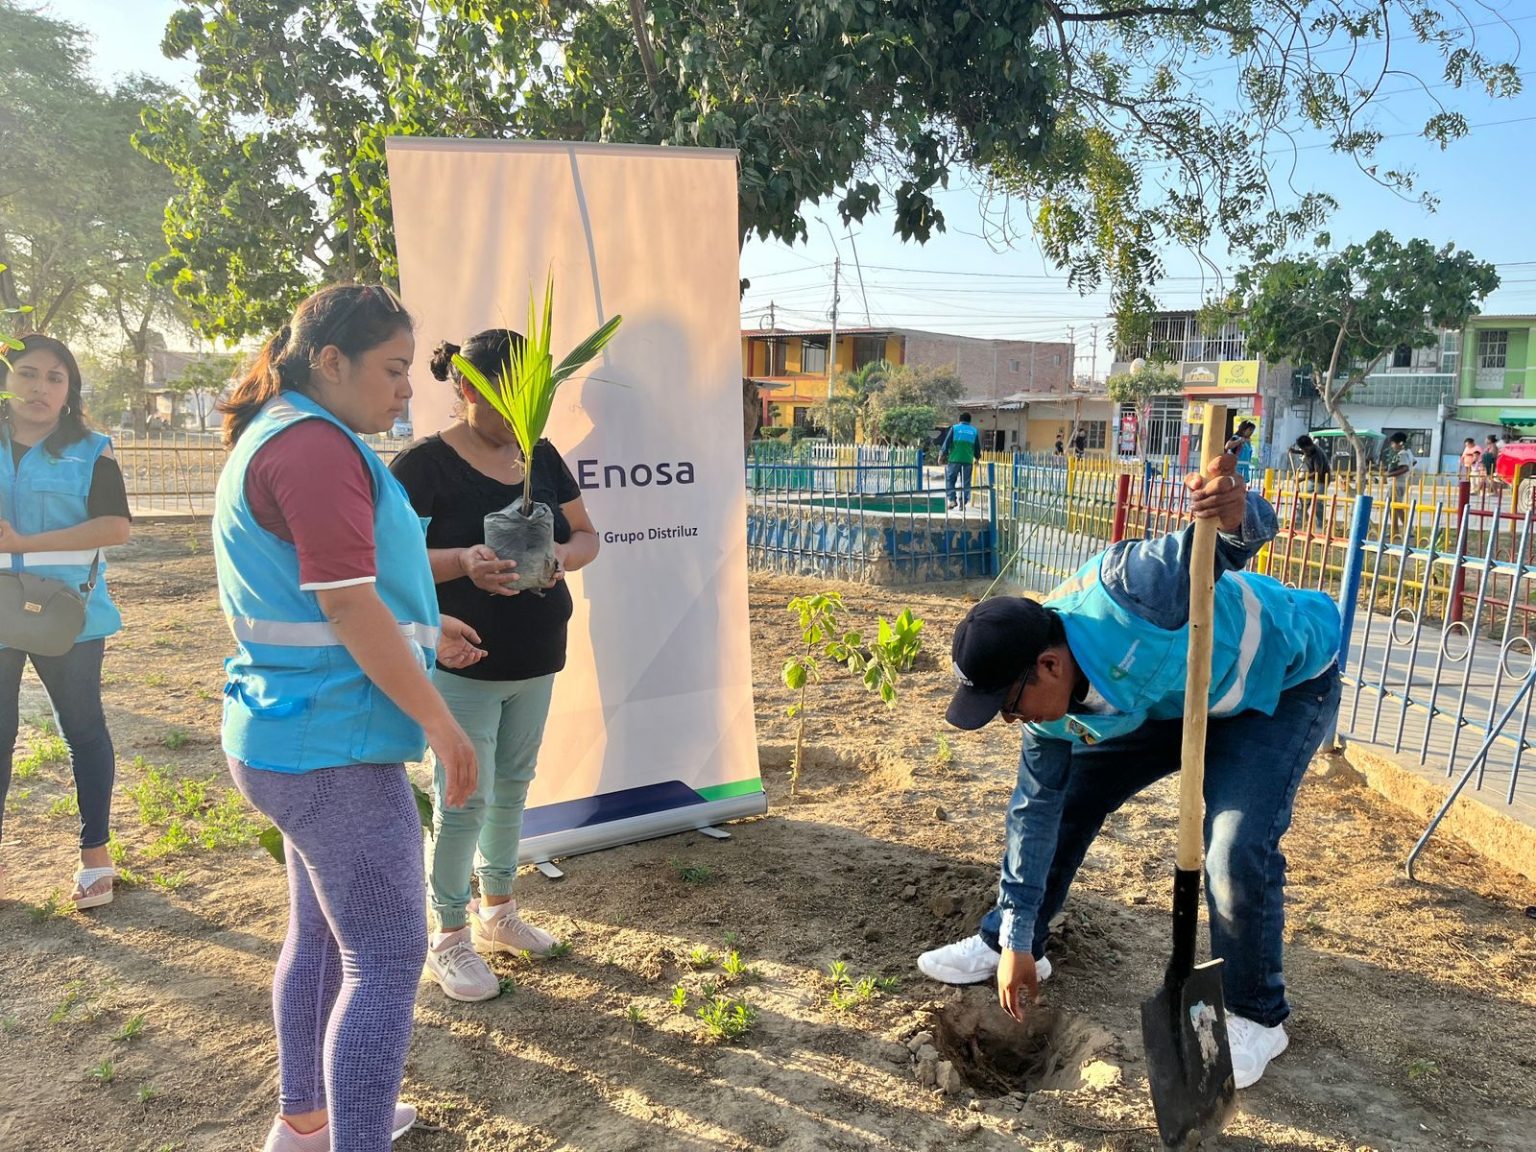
[454,274,622,512]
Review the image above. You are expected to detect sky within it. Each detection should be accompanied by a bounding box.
[47,0,1536,375]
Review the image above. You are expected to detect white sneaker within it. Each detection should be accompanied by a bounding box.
[424,929,501,1002]
[472,899,559,956]
[1226,1015,1289,1089]
[391,1102,416,1141]
[916,934,1053,985]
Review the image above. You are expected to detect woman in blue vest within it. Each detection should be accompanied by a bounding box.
[0,334,131,908]
[917,453,1341,1092]
[214,285,481,1152]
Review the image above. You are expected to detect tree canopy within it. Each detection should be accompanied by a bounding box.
[0,1,177,340]
[1232,230,1499,478]
[138,1,1521,339]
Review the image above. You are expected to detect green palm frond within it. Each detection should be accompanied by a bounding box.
[453,273,623,512]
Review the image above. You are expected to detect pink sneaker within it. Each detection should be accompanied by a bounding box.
[471,898,559,956]
[261,1103,417,1149]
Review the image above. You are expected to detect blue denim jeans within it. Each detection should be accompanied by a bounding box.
[0,639,115,849]
[979,666,1341,1027]
[944,461,972,508]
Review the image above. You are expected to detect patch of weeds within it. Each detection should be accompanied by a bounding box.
[129,760,258,857]
[145,818,195,859]
[29,890,66,925]
[13,733,68,780]
[933,732,953,767]
[1,1015,19,1034]
[137,1084,160,1105]
[698,979,718,1000]
[544,940,573,959]
[48,983,84,1025]
[142,672,167,688]
[198,792,259,850]
[826,970,896,1014]
[31,714,58,736]
[89,1059,115,1085]
[826,960,851,988]
[722,930,742,949]
[162,727,190,750]
[685,945,716,970]
[1407,1058,1440,1081]
[113,1014,146,1042]
[670,985,688,1014]
[46,793,79,819]
[625,1003,645,1035]
[108,832,129,867]
[150,871,188,892]
[195,687,216,702]
[496,975,516,997]
[721,950,758,983]
[671,859,716,886]
[151,636,179,650]
[697,997,756,1043]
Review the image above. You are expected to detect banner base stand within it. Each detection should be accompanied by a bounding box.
[520,790,768,871]
[534,861,566,881]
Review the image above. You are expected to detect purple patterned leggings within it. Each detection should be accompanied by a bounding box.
[228,758,427,1152]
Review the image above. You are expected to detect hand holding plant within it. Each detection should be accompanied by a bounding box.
[459,545,520,595]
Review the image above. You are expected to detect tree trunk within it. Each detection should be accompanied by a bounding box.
[1316,309,1364,488]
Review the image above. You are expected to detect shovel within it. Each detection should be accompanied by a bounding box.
[1139,493,1237,1147]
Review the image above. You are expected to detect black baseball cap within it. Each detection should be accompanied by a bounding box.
[946,597,1059,730]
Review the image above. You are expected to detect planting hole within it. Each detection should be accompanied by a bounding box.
[931,997,1110,1098]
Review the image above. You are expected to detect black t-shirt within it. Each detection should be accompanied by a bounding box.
[7,439,131,520]
[389,433,582,682]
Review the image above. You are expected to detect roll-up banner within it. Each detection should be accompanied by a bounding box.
[386,139,764,863]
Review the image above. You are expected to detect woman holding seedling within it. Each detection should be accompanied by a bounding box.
[390,322,606,1003]
[214,284,483,1152]
[0,333,131,908]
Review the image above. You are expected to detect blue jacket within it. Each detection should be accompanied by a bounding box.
[995,494,1341,951]
[0,429,122,645]
[213,392,440,773]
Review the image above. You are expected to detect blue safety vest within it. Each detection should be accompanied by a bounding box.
[213,392,440,773]
[1028,556,1340,746]
[0,428,122,645]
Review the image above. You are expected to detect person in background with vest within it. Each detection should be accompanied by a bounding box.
[1224,419,1256,482]
[0,334,131,908]
[915,452,1341,1092]
[214,285,483,1152]
[940,411,980,510]
[389,330,601,1004]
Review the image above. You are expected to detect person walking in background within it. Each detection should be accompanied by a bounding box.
[1460,437,1485,494]
[1483,434,1501,494]
[1289,434,1331,530]
[213,284,483,1152]
[1225,420,1256,482]
[1384,432,1415,539]
[390,330,601,1004]
[940,411,980,510]
[0,334,131,909]
[1071,428,1088,459]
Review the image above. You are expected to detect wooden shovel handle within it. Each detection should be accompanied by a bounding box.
[1179,514,1218,871]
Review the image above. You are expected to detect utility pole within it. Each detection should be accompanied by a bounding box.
[1090,323,1099,384]
[827,256,841,404]
[848,232,872,325]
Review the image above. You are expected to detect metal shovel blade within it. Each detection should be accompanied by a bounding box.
[1140,957,1237,1148]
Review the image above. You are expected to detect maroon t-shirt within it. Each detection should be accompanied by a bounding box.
[245,420,377,589]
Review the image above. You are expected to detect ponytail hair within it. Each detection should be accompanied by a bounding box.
[431,328,525,390]
[0,333,90,456]
[221,284,412,446]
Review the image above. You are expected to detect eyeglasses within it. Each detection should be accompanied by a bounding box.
[311,284,404,354]
[1001,675,1028,720]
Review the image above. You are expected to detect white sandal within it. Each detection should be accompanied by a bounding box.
[71,866,116,910]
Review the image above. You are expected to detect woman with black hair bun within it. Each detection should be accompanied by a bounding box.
[390,327,601,1004]
[0,333,131,909]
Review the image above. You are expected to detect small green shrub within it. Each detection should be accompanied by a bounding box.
[697,997,755,1043]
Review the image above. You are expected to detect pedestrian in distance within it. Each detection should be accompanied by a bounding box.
[1224,420,1256,482]
[390,330,602,1003]
[915,451,1341,1092]
[940,411,980,511]
[213,284,485,1152]
[0,334,131,908]
[1460,437,1485,495]
[1484,434,1502,492]
[1289,434,1331,531]
[1383,431,1415,539]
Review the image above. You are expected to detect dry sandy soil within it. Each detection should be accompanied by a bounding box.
[1,521,1534,1152]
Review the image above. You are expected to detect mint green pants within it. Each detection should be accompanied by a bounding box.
[428,669,556,930]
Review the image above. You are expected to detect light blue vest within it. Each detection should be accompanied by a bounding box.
[213,392,440,773]
[0,428,122,645]
[1028,556,1340,746]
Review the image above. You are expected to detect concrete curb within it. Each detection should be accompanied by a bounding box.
[1335,739,1536,883]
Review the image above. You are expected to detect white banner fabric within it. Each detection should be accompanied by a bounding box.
[386,139,763,861]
